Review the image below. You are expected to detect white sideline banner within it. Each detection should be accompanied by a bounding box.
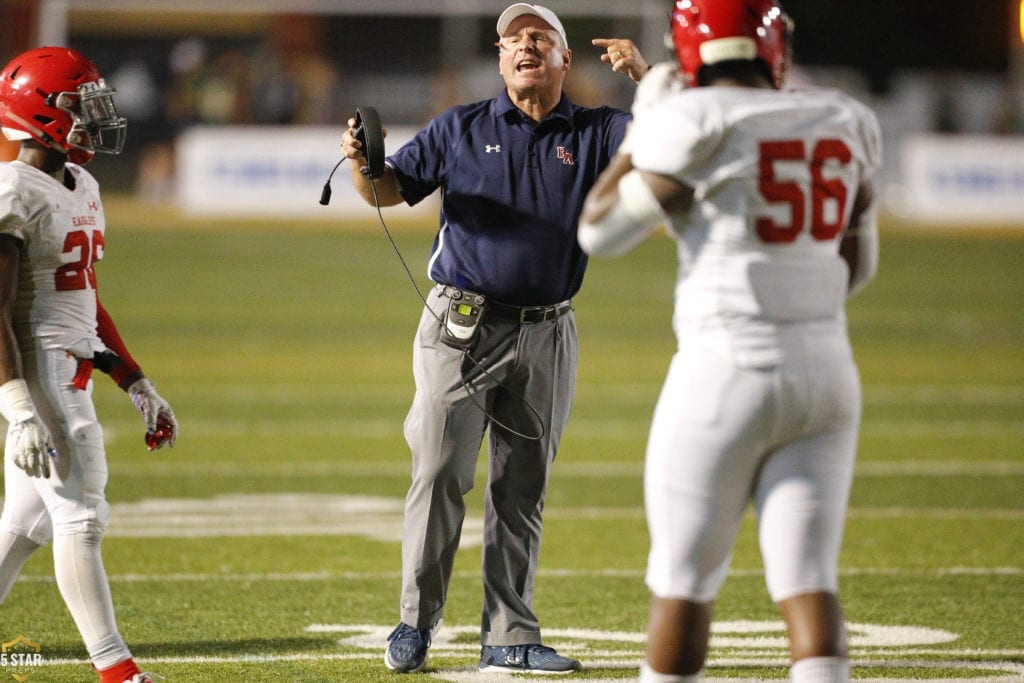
[901,134,1024,225]
[175,125,433,219]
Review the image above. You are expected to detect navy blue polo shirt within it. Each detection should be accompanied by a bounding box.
[387,90,630,306]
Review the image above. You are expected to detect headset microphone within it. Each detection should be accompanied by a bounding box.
[319,106,386,205]
[319,159,343,205]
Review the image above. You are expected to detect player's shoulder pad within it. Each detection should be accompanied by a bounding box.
[633,62,686,114]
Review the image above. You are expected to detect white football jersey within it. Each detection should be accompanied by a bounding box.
[0,160,107,357]
[629,65,882,366]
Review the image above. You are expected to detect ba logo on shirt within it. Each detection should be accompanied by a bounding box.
[556,147,574,165]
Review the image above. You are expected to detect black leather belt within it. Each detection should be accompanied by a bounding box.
[487,299,573,323]
[438,285,573,324]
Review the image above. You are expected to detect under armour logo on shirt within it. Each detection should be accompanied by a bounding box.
[557,147,575,165]
[485,145,502,153]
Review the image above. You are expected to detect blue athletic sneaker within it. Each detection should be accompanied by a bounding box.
[479,644,581,674]
[384,622,431,673]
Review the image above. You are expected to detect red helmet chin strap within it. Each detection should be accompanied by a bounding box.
[68,147,96,165]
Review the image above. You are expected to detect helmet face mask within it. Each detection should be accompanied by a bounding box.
[0,47,127,165]
[670,0,791,89]
[60,79,128,161]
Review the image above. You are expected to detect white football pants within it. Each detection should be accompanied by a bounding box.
[0,347,132,669]
[645,325,860,603]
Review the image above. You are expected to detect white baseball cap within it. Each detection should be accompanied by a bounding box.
[496,4,568,49]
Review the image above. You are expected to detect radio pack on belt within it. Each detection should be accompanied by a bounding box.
[441,288,486,349]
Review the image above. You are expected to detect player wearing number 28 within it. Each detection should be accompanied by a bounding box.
[0,47,176,683]
[579,1,881,681]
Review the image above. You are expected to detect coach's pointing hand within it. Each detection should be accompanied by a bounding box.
[593,38,651,82]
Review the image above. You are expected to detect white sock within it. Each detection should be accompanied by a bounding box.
[0,530,41,602]
[790,656,850,683]
[53,531,132,669]
[640,661,703,682]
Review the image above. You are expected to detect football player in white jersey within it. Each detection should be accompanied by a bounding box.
[0,47,177,683]
[578,1,880,681]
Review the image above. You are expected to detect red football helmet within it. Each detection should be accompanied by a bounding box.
[0,46,126,164]
[670,0,792,89]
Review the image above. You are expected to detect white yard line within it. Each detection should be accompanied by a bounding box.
[2,492,1020,544]
[23,650,1024,682]
[124,417,1024,440]
[84,458,1024,478]
[15,565,1020,584]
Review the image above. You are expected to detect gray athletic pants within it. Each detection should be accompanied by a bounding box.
[399,285,578,646]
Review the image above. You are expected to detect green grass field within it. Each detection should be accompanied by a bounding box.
[1,210,1022,682]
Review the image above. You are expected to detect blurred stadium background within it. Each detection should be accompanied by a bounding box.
[3,0,1024,225]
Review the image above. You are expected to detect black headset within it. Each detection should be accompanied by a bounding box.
[319,107,385,205]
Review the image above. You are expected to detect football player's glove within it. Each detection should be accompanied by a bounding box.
[128,378,178,450]
[10,419,55,478]
[0,378,55,478]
